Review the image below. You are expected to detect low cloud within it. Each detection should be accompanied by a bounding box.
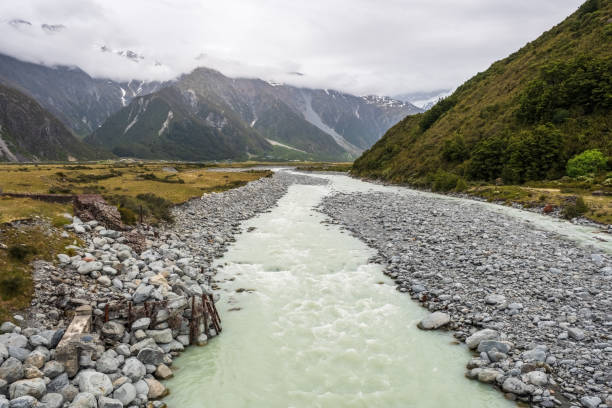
[0,0,584,95]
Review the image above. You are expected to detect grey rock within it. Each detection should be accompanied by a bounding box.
[9,378,46,399]
[0,357,23,383]
[113,382,136,405]
[477,340,512,354]
[7,396,37,408]
[47,373,69,393]
[579,396,601,408]
[132,285,154,303]
[567,327,586,341]
[121,358,145,382]
[136,348,164,366]
[40,393,63,408]
[502,377,528,395]
[417,312,450,330]
[0,334,28,349]
[145,329,172,344]
[98,396,123,408]
[77,261,103,275]
[42,361,64,379]
[0,322,16,334]
[77,369,113,397]
[95,357,119,374]
[526,371,548,386]
[465,329,498,349]
[130,318,150,331]
[101,322,125,341]
[69,392,97,408]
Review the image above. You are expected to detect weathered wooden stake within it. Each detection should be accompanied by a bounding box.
[104,304,109,323]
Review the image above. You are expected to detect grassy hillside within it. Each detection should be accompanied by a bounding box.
[353,0,611,185]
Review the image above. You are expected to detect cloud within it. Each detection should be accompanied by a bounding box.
[0,0,584,95]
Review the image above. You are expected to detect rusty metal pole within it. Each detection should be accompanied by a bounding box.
[104,304,109,323]
[201,294,209,337]
[128,302,132,329]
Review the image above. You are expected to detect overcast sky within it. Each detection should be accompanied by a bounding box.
[0,0,584,96]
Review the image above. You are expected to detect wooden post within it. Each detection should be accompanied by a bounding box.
[201,294,209,337]
[127,302,132,329]
[104,304,109,323]
[189,296,195,345]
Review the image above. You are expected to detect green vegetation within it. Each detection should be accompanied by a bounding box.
[561,196,589,219]
[0,224,78,321]
[353,0,612,190]
[566,149,607,177]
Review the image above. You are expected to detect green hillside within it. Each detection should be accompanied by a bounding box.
[353,0,611,185]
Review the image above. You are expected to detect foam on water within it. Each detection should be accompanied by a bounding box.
[163,181,515,408]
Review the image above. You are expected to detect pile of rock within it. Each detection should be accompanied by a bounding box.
[1,171,322,407]
[320,190,611,407]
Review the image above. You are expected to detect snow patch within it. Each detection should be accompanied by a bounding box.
[0,126,18,162]
[158,110,174,136]
[120,87,127,107]
[265,138,307,153]
[250,117,258,128]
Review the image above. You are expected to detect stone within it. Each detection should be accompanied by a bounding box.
[417,312,450,330]
[567,327,585,341]
[27,335,48,348]
[477,340,513,354]
[134,380,148,397]
[144,378,168,399]
[502,377,528,395]
[69,392,97,408]
[40,393,63,408]
[130,318,151,331]
[42,361,64,379]
[154,364,173,380]
[57,254,71,264]
[477,368,501,384]
[121,358,146,382]
[484,294,506,305]
[113,382,136,405]
[47,373,69,393]
[0,357,23,383]
[9,378,46,399]
[526,371,548,386]
[0,322,16,334]
[137,348,164,366]
[24,350,46,368]
[101,322,125,341]
[98,396,123,408]
[60,384,78,402]
[132,285,154,303]
[77,261,103,275]
[0,334,28,349]
[22,366,42,380]
[145,329,172,344]
[115,344,130,357]
[96,356,120,374]
[465,329,499,349]
[522,347,547,362]
[73,194,124,231]
[97,276,112,286]
[117,250,131,262]
[579,396,601,408]
[77,369,113,397]
[7,396,37,408]
[8,348,29,362]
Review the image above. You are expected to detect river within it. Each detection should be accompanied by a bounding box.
[163,174,519,407]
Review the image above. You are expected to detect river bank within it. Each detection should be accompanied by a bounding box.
[0,172,319,407]
[317,177,611,408]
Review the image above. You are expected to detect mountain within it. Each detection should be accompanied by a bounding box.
[0,53,163,137]
[85,86,272,161]
[0,83,108,161]
[393,89,452,110]
[88,67,421,161]
[353,0,611,184]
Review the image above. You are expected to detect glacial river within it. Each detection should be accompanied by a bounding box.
[163,174,519,408]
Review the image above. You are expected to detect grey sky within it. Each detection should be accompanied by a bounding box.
[0,0,584,96]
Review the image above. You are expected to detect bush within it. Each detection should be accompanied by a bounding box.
[431,170,461,192]
[136,193,174,223]
[419,96,457,131]
[0,274,26,299]
[8,245,37,261]
[566,149,607,177]
[118,207,137,225]
[442,135,470,163]
[455,177,468,192]
[561,196,589,219]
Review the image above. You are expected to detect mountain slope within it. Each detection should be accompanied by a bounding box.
[0,53,163,137]
[85,86,272,161]
[90,67,421,161]
[353,0,611,184]
[0,83,108,161]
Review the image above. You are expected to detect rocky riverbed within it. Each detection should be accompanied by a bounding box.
[0,172,323,408]
[318,189,611,408]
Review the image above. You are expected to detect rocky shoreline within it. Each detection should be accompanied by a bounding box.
[318,189,611,408]
[0,172,320,408]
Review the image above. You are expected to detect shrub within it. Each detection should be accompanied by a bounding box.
[442,135,470,163]
[118,207,137,225]
[8,245,37,261]
[419,97,457,131]
[566,149,607,177]
[455,177,468,192]
[0,274,26,299]
[562,196,589,219]
[431,170,461,192]
[136,193,174,223]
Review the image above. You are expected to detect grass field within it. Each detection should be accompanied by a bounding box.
[0,162,273,224]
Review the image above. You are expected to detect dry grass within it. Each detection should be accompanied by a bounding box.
[0,197,71,224]
[0,223,79,322]
[468,185,612,224]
